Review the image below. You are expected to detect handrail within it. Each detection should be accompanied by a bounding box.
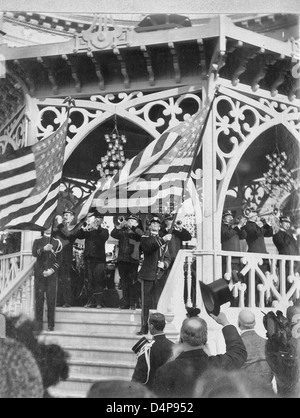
[0,259,36,317]
[0,252,21,294]
[157,248,300,332]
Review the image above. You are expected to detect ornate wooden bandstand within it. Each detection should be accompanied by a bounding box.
[0,12,300,327]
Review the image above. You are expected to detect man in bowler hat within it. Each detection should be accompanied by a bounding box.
[137,217,172,335]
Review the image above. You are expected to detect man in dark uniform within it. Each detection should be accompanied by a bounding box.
[273,215,300,260]
[241,207,274,255]
[241,206,274,305]
[132,312,174,391]
[273,216,300,292]
[54,209,83,307]
[137,217,172,335]
[32,226,62,332]
[77,213,109,308]
[111,214,144,309]
[221,210,247,283]
[160,214,192,263]
[157,214,192,307]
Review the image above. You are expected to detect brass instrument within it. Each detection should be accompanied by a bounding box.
[243,207,280,219]
[242,206,280,228]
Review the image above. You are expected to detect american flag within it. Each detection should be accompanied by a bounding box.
[0,120,68,230]
[90,102,211,215]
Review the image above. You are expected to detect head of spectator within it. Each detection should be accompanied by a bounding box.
[0,337,44,398]
[62,209,75,225]
[238,309,256,331]
[194,367,277,398]
[279,216,291,231]
[179,316,208,350]
[86,380,155,398]
[38,343,70,397]
[286,304,300,326]
[148,312,166,336]
[4,315,69,397]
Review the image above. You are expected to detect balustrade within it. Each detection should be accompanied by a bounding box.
[158,249,300,331]
[0,253,21,294]
[0,257,35,318]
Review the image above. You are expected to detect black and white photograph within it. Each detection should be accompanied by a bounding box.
[0,0,300,400]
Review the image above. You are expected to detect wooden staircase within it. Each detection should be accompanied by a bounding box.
[40,307,179,398]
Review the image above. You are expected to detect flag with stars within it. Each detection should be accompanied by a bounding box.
[0,120,68,230]
[91,101,212,215]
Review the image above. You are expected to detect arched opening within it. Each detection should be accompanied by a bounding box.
[223,124,300,225]
[63,116,154,182]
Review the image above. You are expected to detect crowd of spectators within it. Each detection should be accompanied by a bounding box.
[1,301,300,398]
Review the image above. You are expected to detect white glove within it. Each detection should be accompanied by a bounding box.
[43,269,54,277]
[43,244,53,252]
[163,234,172,242]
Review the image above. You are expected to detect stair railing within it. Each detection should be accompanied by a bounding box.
[0,252,21,293]
[157,249,300,331]
[0,258,35,318]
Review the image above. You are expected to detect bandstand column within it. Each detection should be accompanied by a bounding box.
[20,96,40,268]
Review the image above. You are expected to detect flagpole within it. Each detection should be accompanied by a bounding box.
[157,94,217,268]
[49,96,75,242]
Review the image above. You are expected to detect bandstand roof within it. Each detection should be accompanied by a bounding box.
[0,13,299,102]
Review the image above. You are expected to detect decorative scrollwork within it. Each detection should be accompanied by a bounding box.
[37,105,103,142]
[80,14,126,51]
[90,91,143,105]
[0,106,27,153]
[129,94,201,131]
[214,94,300,181]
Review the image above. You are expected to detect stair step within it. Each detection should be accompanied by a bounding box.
[53,307,143,322]
[39,307,179,398]
[61,346,136,362]
[40,331,149,349]
[53,374,130,395]
[69,359,135,378]
[49,320,141,333]
[40,330,178,349]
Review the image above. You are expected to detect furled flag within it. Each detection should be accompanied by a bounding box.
[90,100,212,215]
[0,120,68,230]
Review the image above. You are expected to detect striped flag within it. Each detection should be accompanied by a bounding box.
[0,120,68,230]
[91,101,211,215]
